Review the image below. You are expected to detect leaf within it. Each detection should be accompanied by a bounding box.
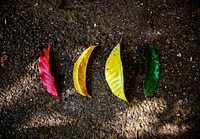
[38,43,58,97]
[105,41,128,102]
[144,45,159,97]
[73,45,96,97]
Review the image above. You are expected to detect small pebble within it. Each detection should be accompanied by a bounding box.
[0,54,8,64]
[177,53,182,57]
[157,31,161,35]
[190,56,192,62]
[4,18,7,25]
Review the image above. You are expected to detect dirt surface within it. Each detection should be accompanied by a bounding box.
[0,0,200,138]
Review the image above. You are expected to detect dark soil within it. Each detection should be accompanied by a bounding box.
[1,0,200,138]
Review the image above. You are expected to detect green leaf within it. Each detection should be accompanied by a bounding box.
[144,45,159,97]
[105,41,128,102]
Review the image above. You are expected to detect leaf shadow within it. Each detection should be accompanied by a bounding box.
[50,49,64,97]
[121,40,146,103]
[86,45,104,97]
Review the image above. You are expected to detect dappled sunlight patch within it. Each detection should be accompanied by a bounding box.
[23,111,77,128]
[105,96,193,138]
[106,98,167,138]
[158,123,189,136]
[0,75,36,110]
[62,87,77,98]
[0,61,39,110]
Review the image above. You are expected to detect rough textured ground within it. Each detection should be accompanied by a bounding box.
[0,0,200,138]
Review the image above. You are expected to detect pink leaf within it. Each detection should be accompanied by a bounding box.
[38,43,58,97]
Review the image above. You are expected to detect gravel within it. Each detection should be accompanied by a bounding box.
[1,0,200,138]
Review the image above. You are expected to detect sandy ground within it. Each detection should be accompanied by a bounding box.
[1,0,200,138]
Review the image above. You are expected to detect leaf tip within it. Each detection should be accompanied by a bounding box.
[144,88,150,98]
[124,99,129,103]
[54,93,59,98]
[148,44,155,49]
[88,95,92,98]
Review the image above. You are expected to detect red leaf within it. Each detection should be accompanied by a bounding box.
[38,43,58,97]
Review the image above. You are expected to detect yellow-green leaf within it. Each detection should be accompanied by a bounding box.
[105,41,128,102]
[73,45,96,97]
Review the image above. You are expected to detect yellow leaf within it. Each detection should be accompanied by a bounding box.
[105,41,128,102]
[73,45,96,97]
